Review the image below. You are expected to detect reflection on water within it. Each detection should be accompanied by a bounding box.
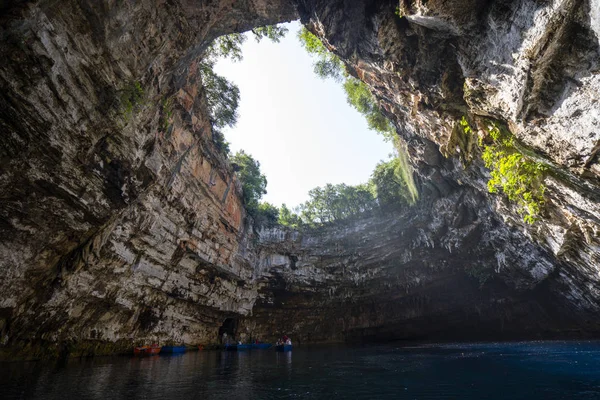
[2,341,600,399]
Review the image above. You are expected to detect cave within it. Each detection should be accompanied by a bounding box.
[218,318,238,342]
[0,0,598,365]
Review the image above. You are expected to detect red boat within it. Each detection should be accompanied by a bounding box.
[134,344,161,355]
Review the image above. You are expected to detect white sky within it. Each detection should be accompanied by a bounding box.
[213,21,392,209]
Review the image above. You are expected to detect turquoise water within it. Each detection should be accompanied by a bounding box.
[2,341,600,399]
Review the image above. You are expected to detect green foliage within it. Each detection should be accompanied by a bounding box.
[278,203,302,228]
[344,77,396,140]
[200,24,288,155]
[206,33,247,62]
[230,150,267,213]
[160,97,173,132]
[298,27,396,140]
[212,129,231,156]
[251,25,288,42]
[443,115,477,165]
[206,25,288,64]
[480,121,547,224]
[120,81,144,117]
[296,183,377,225]
[459,116,472,136]
[298,26,345,81]
[264,148,417,228]
[395,144,419,203]
[200,64,240,129]
[371,156,416,208]
[254,202,280,227]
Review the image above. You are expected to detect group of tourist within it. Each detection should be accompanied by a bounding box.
[276,335,292,346]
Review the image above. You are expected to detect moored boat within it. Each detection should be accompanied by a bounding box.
[134,344,161,355]
[161,345,186,353]
[146,345,161,355]
[275,344,292,352]
[237,344,252,350]
[251,343,272,349]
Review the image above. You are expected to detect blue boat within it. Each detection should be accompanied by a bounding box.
[251,343,272,349]
[237,344,252,350]
[275,344,292,352]
[161,345,186,353]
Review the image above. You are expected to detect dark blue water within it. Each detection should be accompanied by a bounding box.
[2,341,600,399]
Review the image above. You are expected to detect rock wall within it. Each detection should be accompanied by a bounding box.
[279,0,600,340]
[0,0,296,358]
[243,191,598,344]
[0,0,599,359]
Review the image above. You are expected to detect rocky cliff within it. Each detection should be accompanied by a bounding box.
[0,0,295,358]
[277,0,600,339]
[0,0,599,359]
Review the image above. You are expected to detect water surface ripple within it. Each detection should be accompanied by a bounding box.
[2,341,600,399]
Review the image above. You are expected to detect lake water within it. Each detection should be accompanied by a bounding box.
[2,341,600,399]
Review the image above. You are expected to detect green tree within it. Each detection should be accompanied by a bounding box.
[370,158,411,208]
[343,77,396,140]
[279,203,302,227]
[251,25,288,42]
[297,182,377,225]
[212,129,231,156]
[298,27,395,140]
[206,33,246,62]
[254,202,280,227]
[206,24,288,63]
[201,25,288,155]
[200,65,240,129]
[230,150,267,213]
[298,27,345,81]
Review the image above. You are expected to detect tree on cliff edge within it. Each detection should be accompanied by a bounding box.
[230,150,267,214]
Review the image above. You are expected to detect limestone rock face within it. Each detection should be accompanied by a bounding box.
[285,0,600,338]
[245,193,597,343]
[0,0,599,358]
[0,0,296,356]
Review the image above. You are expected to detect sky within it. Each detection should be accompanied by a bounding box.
[213,21,392,209]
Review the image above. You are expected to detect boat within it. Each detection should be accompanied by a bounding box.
[161,345,186,353]
[251,343,272,349]
[133,344,161,355]
[237,344,252,350]
[275,344,292,352]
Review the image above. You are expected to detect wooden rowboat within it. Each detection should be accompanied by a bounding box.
[134,344,161,355]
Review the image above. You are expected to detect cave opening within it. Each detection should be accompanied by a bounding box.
[205,21,418,226]
[218,317,238,342]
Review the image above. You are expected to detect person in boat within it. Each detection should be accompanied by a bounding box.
[276,338,283,346]
[285,338,292,345]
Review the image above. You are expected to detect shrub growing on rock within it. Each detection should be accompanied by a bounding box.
[477,120,547,224]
